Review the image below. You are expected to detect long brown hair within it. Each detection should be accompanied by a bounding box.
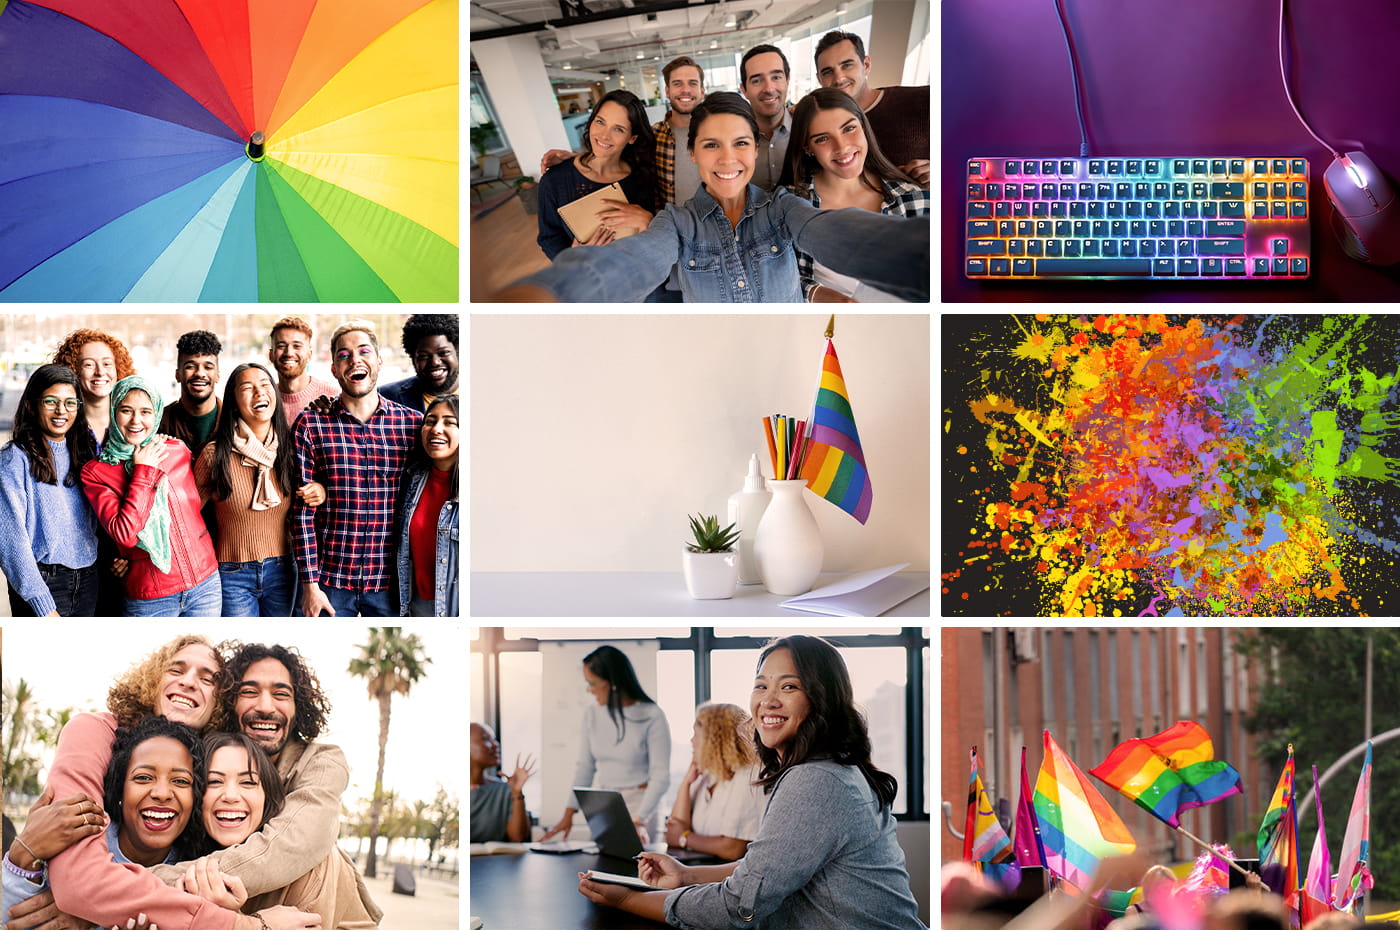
[5,364,94,485]
[782,88,914,198]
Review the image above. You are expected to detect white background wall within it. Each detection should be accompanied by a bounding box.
[470,312,930,572]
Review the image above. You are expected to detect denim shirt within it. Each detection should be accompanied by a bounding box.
[395,464,459,616]
[522,184,929,303]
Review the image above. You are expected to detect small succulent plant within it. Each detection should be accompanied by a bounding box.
[686,513,740,553]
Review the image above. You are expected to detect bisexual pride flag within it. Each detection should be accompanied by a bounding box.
[799,338,872,524]
[1034,730,1136,891]
[1089,721,1242,827]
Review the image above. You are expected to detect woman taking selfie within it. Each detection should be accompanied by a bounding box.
[578,635,924,928]
[502,93,928,303]
[0,364,99,616]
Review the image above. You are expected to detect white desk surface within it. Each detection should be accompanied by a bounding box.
[470,571,931,618]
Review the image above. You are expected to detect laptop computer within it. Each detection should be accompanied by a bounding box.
[528,787,643,859]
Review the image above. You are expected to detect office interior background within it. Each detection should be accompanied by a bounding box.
[468,0,932,296]
[471,626,932,925]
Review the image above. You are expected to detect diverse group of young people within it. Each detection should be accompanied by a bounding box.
[0,314,460,617]
[3,636,376,929]
[502,31,931,303]
[471,635,926,928]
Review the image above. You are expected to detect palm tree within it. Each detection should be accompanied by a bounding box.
[348,627,430,879]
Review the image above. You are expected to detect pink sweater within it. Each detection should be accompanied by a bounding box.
[45,713,237,929]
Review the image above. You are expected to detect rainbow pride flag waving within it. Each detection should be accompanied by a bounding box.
[964,747,1019,888]
[1034,730,1137,891]
[1334,742,1373,912]
[798,337,872,524]
[1258,745,1300,912]
[1089,721,1242,827]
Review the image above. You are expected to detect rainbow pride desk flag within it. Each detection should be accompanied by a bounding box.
[1089,721,1242,827]
[1034,730,1136,891]
[798,338,872,524]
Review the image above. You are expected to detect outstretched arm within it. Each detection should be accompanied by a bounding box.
[152,745,349,897]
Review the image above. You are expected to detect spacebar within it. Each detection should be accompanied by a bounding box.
[1035,258,1154,276]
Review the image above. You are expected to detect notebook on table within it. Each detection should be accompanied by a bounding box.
[558,183,640,243]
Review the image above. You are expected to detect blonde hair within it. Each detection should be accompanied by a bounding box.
[106,635,226,730]
[330,319,379,354]
[694,702,757,783]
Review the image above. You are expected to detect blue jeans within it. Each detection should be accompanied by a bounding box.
[6,563,98,617]
[126,571,222,617]
[219,555,295,617]
[322,584,395,618]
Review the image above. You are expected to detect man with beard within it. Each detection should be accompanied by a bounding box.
[739,45,794,192]
[268,316,340,423]
[379,314,458,414]
[150,642,378,922]
[159,330,222,452]
[292,321,421,617]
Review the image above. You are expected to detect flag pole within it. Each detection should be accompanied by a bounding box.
[824,313,835,339]
[1171,823,1252,877]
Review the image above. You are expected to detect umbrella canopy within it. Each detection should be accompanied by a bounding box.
[0,0,458,302]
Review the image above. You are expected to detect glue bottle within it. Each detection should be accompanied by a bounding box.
[727,454,772,584]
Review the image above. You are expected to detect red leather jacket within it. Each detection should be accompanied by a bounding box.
[80,439,218,600]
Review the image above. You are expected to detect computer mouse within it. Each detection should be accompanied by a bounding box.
[1323,151,1400,265]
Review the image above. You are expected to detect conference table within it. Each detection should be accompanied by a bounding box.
[470,849,670,929]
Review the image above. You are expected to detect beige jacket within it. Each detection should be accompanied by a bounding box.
[245,848,382,929]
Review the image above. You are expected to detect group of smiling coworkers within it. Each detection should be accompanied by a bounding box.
[497,30,931,303]
[0,314,460,618]
[2,636,378,930]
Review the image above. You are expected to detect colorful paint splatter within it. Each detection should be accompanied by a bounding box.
[943,314,1400,617]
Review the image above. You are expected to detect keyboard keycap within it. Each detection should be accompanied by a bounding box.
[1198,239,1245,255]
[1291,257,1308,275]
[1211,182,1244,198]
[968,201,992,217]
[1035,258,1153,276]
[1178,258,1200,275]
[1208,220,1245,236]
[1226,258,1246,275]
[1219,201,1245,217]
[967,239,1007,255]
[1013,258,1033,275]
[969,220,997,237]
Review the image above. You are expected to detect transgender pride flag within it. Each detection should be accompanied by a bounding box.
[799,338,872,523]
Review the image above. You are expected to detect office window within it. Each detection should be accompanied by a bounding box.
[506,627,689,640]
[1131,630,1143,725]
[471,649,485,723]
[1149,631,1161,729]
[1107,630,1119,725]
[657,649,696,809]
[1178,628,1190,716]
[1042,629,1055,727]
[1196,631,1208,714]
[498,652,544,818]
[1062,631,1075,723]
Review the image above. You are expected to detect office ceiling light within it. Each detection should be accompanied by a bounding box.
[636,50,645,59]
[710,39,718,48]
[562,62,572,69]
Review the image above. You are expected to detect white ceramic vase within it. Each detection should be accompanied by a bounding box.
[753,479,824,595]
[682,548,739,599]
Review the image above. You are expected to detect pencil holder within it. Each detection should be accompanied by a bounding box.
[754,480,823,596]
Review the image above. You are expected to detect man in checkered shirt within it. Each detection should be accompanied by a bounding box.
[292,320,422,616]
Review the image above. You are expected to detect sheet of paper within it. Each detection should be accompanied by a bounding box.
[779,564,929,617]
[583,870,654,890]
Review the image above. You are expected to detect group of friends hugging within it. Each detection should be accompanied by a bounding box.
[2,635,378,930]
[0,313,459,618]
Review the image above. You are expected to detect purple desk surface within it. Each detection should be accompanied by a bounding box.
[941,0,1400,302]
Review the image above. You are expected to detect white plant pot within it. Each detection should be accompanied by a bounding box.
[753,479,824,595]
[682,548,739,599]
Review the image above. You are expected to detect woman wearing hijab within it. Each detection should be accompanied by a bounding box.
[194,362,322,617]
[79,375,220,616]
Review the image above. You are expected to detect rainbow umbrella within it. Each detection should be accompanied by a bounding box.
[0,0,457,302]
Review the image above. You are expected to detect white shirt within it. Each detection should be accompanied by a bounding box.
[690,762,767,840]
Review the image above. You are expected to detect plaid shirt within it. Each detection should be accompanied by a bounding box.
[653,115,677,209]
[796,179,931,298]
[292,395,422,590]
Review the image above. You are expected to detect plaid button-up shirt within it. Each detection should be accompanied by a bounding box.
[653,115,678,209]
[292,395,422,591]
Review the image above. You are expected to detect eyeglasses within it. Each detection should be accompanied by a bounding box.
[40,397,81,412]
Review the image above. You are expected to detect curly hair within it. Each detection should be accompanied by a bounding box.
[694,702,756,783]
[103,715,208,863]
[400,314,459,355]
[51,329,136,383]
[751,635,898,808]
[107,636,227,730]
[221,643,330,744]
[176,330,222,359]
[197,731,286,854]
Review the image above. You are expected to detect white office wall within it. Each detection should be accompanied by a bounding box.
[470,313,930,572]
[538,640,660,832]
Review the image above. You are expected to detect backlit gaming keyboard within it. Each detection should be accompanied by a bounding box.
[965,157,1311,279]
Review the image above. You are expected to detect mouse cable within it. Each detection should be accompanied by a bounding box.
[1277,0,1341,161]
[1052,0,1090,157]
